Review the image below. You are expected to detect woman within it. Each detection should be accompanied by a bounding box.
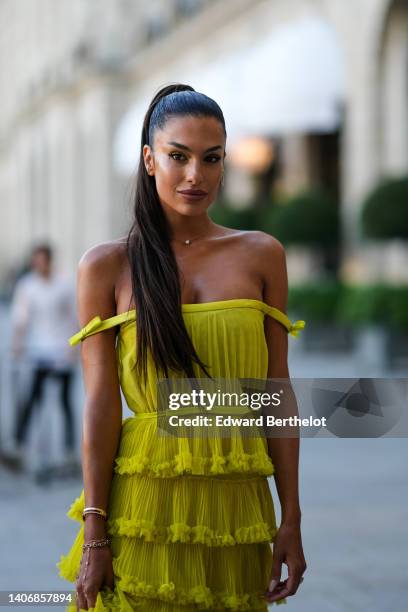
[57,83,307,611]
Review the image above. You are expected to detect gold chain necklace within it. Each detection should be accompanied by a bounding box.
[171,229,215,246]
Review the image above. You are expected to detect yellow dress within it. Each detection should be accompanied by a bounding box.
[57,298,305,611]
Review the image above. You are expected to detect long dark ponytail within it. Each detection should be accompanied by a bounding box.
[126,83,226,384]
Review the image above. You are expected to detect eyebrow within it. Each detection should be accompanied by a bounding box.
[167,141,223,153]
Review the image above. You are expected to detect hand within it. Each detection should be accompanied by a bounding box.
[75,545,114,611]
[265,522,307,604]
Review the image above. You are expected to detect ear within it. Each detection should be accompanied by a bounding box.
[143,145,155,176]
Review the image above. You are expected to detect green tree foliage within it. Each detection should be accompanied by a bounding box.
[361,176,408,240]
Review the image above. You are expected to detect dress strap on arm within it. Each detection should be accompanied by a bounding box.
[68,310,136,346]
[261,303,306,338]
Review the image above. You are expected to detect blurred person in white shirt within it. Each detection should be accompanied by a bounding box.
[9,243,79,468]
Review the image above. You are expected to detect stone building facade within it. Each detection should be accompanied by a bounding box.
[0,0,407,281]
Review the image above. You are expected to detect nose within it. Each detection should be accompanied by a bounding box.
[185,159,204,185]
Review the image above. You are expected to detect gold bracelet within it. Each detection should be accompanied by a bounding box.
[82,506,107,520]
[82,538,111,551]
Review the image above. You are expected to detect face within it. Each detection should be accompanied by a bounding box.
[143,114,226,216]
[31,251,51,276]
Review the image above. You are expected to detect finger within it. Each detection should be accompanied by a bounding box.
[285,568,304,596]
[105,565,115,592]
[267,580,286,592]
[85,589,99,610]
[75,585,87,611]
[265,580,287,603]
[267,557,283,594]
[266,588,288,603]
[267,572,302,602]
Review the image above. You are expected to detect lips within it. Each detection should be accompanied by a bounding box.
[177,189,208,202]
[178,190,208,196]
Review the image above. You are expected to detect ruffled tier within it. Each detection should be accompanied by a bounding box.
[57,417,286,610]
[65,474,277,547]
[113,416,275,478]
[58,537,287,610]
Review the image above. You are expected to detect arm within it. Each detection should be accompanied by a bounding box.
[258,233,307,602]
[261,236,301,525]
[10,279,30,360]
[65,276,81,365]
[76,246,123,544]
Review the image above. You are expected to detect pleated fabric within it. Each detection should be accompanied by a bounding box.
[57,299,302,610]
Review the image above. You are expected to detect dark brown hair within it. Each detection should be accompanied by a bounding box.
[126,83,226,384]
[31,243,53,262]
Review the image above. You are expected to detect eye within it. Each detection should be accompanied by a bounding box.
[169,152,186,161]
[205,155,221,163]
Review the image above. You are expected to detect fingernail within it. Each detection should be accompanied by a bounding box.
[269,579,278,592]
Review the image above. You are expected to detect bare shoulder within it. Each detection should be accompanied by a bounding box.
[78,238,126,280]
[246,230,285,256]
[219,229,286,281]
[214,227,280,251]
[241,230,286,269]
[77,239,127,321]
[247,231,288,309]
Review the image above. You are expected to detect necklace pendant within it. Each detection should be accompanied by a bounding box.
[185,239,191,245]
